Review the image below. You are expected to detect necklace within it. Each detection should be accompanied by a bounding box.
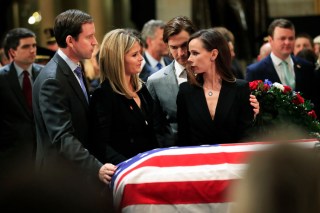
[203,86,214,96]
[203,79,221,97]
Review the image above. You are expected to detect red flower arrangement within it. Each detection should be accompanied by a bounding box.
[249,79,320,138]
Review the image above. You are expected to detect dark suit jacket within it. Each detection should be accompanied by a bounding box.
[32,53,102,179]
[0,62,42,172]
[246,55,316,102]
[176,79,254,146]
[139,53,172,82]
[89,79,158,165]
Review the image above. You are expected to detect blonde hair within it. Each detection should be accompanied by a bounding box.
[83,45,100,80]
[99,29,142,98]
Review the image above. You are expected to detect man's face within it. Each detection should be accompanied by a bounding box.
[10,37,37,67]
[269,27,295,60]
[293,37,313,55]
[71,22,98,61]
[148,27,168,56]
[167,30,190,66]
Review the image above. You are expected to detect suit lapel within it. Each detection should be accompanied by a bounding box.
[125,93,147,124]
[265,56,281,83]
[53,54,89,109]
[292,56,303,78]
[164,63,179,92]
[143,53,151,66]
[193,86,213,128]
[164,56,172,66]
[7,64,32,115]
[214,81,235,124]
[31,64,41,81]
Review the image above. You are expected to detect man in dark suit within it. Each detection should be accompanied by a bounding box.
[0,28,42,180]
[32,10,116,210]
[246,18,318,113]
[139,19,172,82]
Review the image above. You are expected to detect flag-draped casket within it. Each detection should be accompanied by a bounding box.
[111,139,318,213]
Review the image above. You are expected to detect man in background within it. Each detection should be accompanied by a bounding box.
[0,28,42,180]
[257,41,271,61]
[246,18,318,115]
[139,19,172,82]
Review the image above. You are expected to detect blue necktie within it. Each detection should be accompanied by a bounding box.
[156,62,163,70]
[74,66,89,102]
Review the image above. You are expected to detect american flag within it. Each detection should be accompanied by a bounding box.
[111,139,318,213]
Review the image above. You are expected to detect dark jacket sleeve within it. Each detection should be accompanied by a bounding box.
[176,82,192,146]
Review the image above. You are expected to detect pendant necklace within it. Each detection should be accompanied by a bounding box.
[204,86,213,96]
[204,78,221,97]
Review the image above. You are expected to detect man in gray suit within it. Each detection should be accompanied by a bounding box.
[146,16,196,146]
[32,10,116,209]
[0,28,42,180]
[147,16,259,147]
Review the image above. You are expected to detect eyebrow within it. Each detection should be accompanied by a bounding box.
[169,41,188,48]
[20,43,37,48]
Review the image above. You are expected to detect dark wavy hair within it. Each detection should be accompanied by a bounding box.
[187,28,236,86]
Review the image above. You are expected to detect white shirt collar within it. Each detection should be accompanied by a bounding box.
[57,49,79,71]
[270,52,293,67]
[14,62,32,77]
[145,51,165,68]
[174,61,187,84]
[174,61,185,76]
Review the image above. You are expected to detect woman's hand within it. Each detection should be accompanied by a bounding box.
[250,94,260,119]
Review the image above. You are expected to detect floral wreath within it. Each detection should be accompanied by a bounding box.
[249,79,320,138]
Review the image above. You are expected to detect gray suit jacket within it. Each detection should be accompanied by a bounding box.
[146,61,178,146]
[0,62,42,171]
[32,53,102,180]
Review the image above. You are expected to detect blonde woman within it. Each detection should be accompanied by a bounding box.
[89,29,160,165]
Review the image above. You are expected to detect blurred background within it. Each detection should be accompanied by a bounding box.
[0,0,319,65]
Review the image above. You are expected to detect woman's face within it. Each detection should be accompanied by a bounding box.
[124,41,144,76]
[188,38,215,74]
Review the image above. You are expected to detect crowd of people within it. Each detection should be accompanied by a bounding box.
[1,8,320,212]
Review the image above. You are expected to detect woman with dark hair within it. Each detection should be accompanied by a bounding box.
[177,29,254,146]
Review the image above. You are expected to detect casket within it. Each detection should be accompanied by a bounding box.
[111,139,318,213]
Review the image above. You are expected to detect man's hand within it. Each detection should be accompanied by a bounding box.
[99,163,117,184]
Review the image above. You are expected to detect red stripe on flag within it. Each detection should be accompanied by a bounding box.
[120,179,235,209]
[115,151,253,190]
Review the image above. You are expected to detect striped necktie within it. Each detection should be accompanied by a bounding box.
[74,66,89,102]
